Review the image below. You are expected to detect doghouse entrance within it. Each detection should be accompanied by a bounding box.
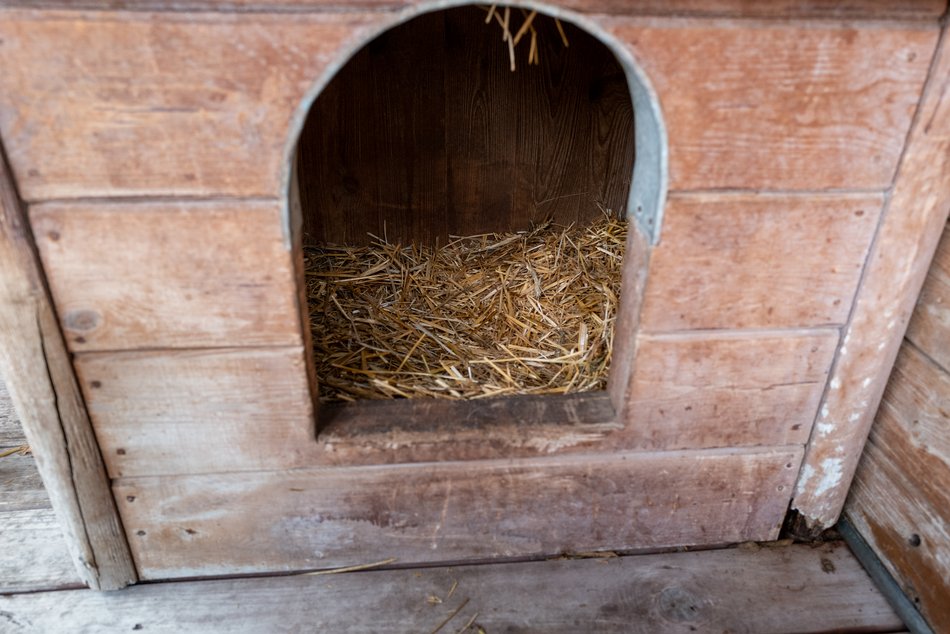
[293,6,638,416]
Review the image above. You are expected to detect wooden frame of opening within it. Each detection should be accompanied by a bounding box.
[0,0,947,589]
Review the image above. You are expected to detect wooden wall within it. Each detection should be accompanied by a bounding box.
[0,2,945,582]
[845,220,950,633]
[296,6,635,247]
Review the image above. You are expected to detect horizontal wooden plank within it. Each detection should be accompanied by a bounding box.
[0,376,25,446]
[322,392,619,437]
[0,542,902,632]
[0,12,936,199]
[81,330,829,477]
[76,347,314,479]
[113,447,801,579]
[0,9,384,200]
[640,193,882,331]
[0,508,84,593]
[619,330,838,450]
[610,19,937,191]
[31,201,303,351]
[0,0,945,19]
[845,343,950,633]
[0,451,49,512]
[906,221,950,372]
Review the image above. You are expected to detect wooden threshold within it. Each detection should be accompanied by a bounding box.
[320,391,619,439]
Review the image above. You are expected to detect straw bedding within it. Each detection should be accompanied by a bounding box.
[305,216,627,402]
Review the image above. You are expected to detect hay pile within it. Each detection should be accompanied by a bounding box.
[305,216,627,402]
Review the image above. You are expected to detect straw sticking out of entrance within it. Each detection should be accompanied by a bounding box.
[306,216,626,402]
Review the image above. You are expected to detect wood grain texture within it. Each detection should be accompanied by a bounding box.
[0,451,49,512]
[0,146,135,590]
[0,378,25,446]
[845,344,950,634]
[0,0,943,19]
[76,347,315,479]
[620,330,839,450]
[0,11,937,200]
[0,9,385,201]
[78,329,831,476]
[299,9,450,246]
[31,200,302,351]
[0,543,902,633]
[296,7,635,246]
[0,509,85,594]
[906,221,950,372]
[113,447,801,579]
[640,193,883,331]
[609,18,937,191]
[793,29,950,530]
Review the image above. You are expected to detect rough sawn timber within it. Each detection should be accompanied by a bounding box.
[793,25,950,532]
[0,145,135,589]
[639,193,883,332]
[30,201,303,352]
[79,332,828,476]
[0,543,903,633]
[113,446,801,579]
[0,11,936,199]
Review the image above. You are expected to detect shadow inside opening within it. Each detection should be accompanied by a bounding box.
[294,5,636,407]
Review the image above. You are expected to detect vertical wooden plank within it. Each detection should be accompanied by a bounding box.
[443,7,518,238]
[0,143,136,589]
[511,14,634,227]
[792,27,950,531]
[299,7,635,246]
[296,45,379,246]
[373,11,448,247]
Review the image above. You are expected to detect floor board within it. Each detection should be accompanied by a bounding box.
[0,543,902,633]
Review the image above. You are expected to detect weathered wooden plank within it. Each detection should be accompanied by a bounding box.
[640,193,882,331]
[0,144,135,589]
[0,451,49,512]
[79,329,829,476]
[113,447,801,578]
[619,330,838,450]
[0,508,85,594]
[793,28,950,531]
[906,221,950,372]
[321,392,619,437]
[76,347,314,479]
[609,19,937,191]
[0,542,902,633]
[0,12,936,200]
[0,0,944,20]
[0,377,26,446]
[31,201,302,351]
[845,343,950,634]
[0,9,385,201]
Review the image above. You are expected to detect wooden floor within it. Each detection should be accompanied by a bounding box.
[0,379,908,633]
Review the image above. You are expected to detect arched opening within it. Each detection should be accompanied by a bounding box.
[287,4,666,431]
